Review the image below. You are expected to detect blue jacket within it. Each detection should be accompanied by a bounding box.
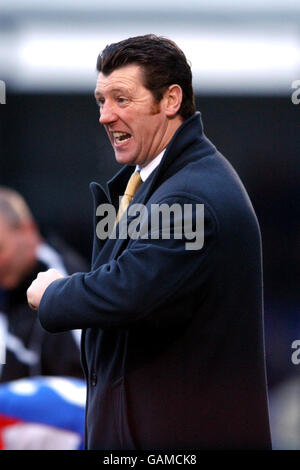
[39,112,271,450]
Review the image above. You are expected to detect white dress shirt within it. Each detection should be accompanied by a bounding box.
[136,149,165,182]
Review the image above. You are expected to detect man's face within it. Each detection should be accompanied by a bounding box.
[0,215,33,289]
[95,64,173,167]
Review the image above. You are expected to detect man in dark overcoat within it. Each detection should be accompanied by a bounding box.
[27,34,271,450]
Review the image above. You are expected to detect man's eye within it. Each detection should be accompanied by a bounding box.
[96,97,105,107]
[117,97,127,104]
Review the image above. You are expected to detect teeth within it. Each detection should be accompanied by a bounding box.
[113,131,131,142]
[113,132,126,137]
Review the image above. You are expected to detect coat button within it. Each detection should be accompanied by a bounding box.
[91,372,97,386]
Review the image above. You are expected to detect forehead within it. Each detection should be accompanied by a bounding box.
[94,64,145,97]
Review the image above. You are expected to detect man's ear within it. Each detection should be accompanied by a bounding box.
[164,84,183,118]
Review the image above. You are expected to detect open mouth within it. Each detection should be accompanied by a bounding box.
[112,131,131,144]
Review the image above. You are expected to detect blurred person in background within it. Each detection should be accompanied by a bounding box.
[0,186,86,382]
[27,34,271,450]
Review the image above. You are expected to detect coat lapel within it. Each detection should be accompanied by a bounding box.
[89,181,110,263]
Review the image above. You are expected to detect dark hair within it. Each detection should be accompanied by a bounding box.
[96,34,196,120]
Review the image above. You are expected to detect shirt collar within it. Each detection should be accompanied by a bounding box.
[136,149,166,182]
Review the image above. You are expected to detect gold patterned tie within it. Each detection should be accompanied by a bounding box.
[115,170,142,225]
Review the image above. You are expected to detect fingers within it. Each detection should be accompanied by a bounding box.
[27,278,40,310]
[28,301,38,311]
[26,269,64,311]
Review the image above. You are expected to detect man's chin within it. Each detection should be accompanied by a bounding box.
[114,151,138,167]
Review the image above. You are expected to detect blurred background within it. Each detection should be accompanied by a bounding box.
[0,0,299,449]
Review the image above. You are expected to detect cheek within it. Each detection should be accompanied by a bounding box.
[141,117,163,141]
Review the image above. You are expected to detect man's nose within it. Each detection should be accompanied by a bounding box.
[99,103,118,125]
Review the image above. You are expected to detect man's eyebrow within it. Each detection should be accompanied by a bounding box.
[94,87,130,99]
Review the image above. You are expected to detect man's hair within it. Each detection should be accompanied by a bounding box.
[0,186,34,228]
[96,34,196,120]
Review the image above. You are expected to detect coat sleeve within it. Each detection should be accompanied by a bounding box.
[38,196,218,332]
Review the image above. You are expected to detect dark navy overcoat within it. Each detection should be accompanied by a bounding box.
[39,112,271,450]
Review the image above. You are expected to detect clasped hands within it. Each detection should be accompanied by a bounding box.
[27,268,64,311]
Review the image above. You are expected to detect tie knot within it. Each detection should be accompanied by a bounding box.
[124,171,142,199]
